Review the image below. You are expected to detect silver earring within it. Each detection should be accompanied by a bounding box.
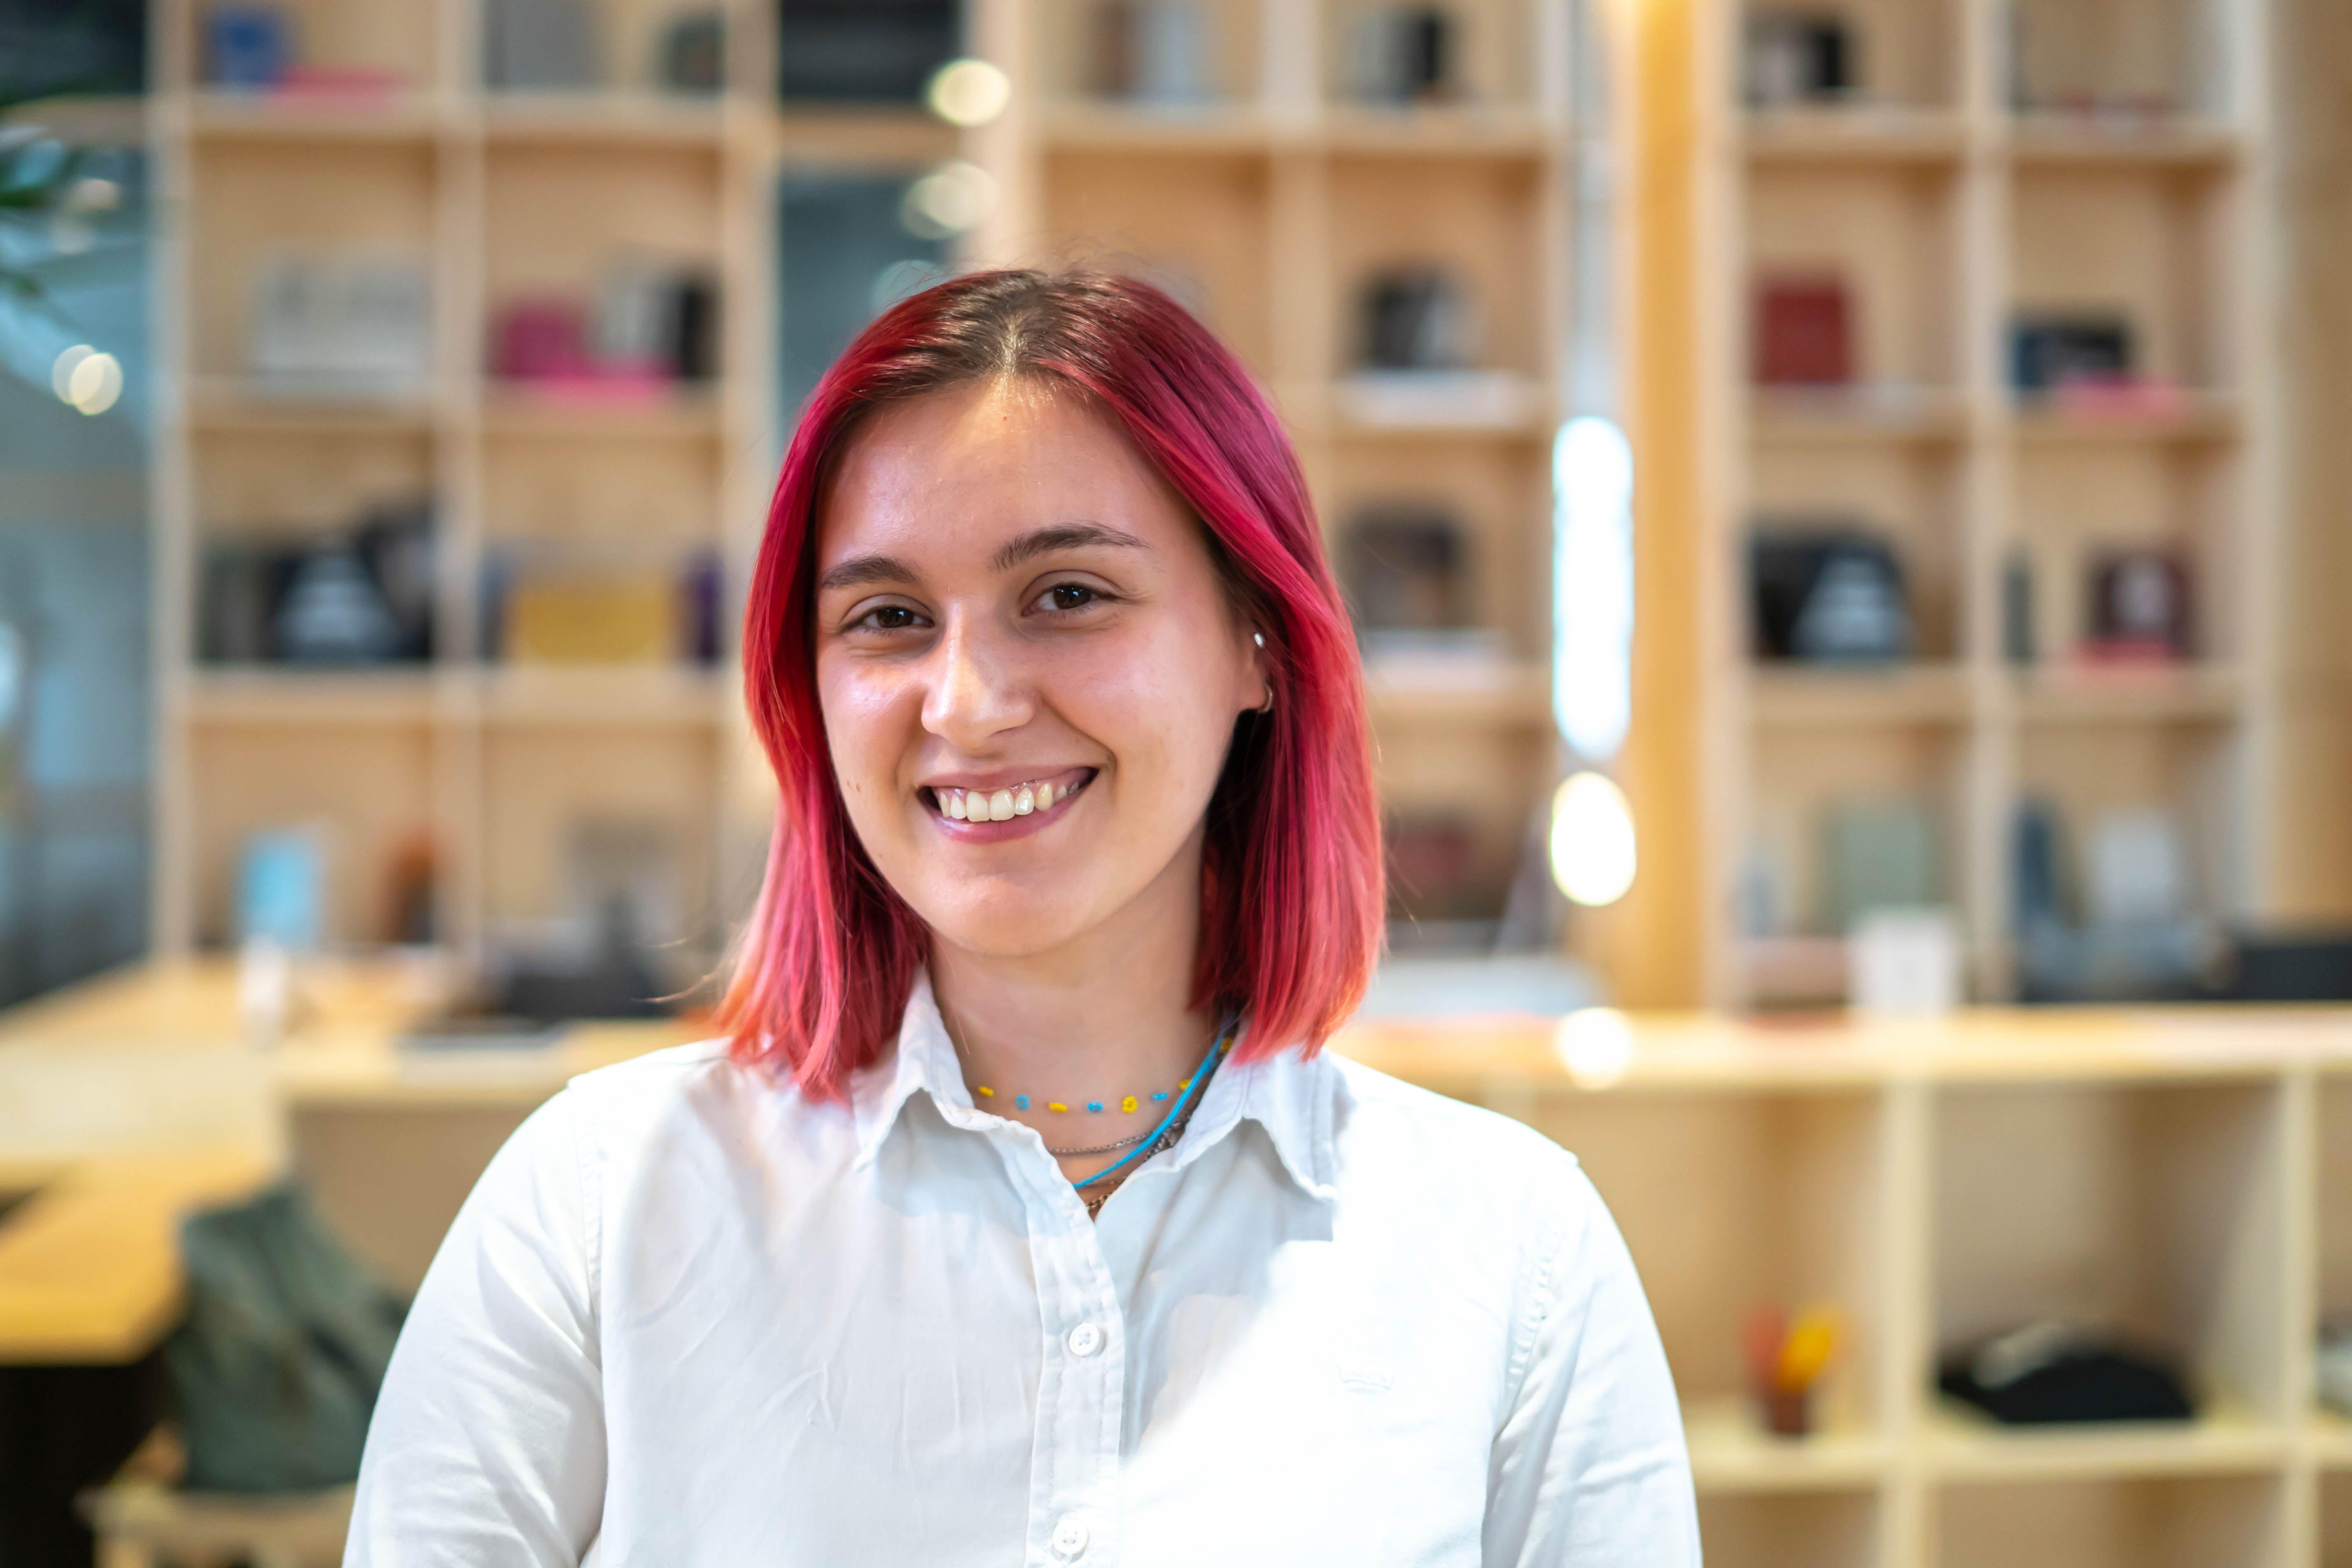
[1253,631,1265,647]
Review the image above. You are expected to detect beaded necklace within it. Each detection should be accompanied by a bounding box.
[954,1010,1241,1215]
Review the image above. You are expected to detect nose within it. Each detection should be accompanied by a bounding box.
[921,616,1034,748]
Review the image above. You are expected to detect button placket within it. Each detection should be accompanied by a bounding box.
[1050,1512,1091,1559]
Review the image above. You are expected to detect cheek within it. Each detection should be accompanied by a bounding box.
[1056,620,1241,795]
[815,660,920,807]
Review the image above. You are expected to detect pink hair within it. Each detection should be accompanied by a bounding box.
[718,269,1383,1099]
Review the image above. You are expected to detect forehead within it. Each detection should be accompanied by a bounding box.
[814,378,1194,568]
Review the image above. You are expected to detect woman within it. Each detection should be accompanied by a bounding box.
[349,270,1697,1565]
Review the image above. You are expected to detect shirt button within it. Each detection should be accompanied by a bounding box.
[1050,1513,1090,1558]
[1065,1322,1104,1358]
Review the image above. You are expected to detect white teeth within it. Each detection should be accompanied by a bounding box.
[934,777,1081,822]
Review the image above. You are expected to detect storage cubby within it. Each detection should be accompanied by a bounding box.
[2011,439,2242,667]
[2007,0,2235,119]
[1933,1077,2288,1430]
[186,139,440,386]
[1041,149,1276,374]
[2014,715,2240,925]
[1735,0,1963,110]
[1035,0,1262,107]
[1937,1474,2287,1568]
[1746,160,1963,392]
[1699,1489,1880,1568]
[1371,716,1549,935]
[188,718,442,948]
[1315,429,1552,660]
[1325,151,1548,381]
[1744,718,1966,941]
[1319,0,1543,112]
[481,426,721,549]
[1533,1089,1887,1447]
[175,0,443,93]
[2009,164,2236,396]
[1748,436,1967,662]
[482,141,723,376]
[480,722,723,964]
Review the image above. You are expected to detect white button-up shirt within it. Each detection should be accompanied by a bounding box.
[348,973,1699,1566]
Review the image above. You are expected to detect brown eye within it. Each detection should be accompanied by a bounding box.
[1049,584,1095,611]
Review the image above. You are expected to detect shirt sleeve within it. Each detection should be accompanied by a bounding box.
[345,1088,607,1568]
[1483,1163,1701,1567]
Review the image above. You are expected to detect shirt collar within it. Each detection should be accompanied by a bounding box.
[847,971,1339,1203]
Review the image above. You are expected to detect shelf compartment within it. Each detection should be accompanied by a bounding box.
[186,138,441,385]
[2007,0,2239,123]
[2009,162,2239,395]
[1743,716,1969,946]
[2015,709,2243,924]
[2008,115,2245,170]
[1749,432,1967,659]
[187,718,443,949]
[1318,0,1546,116]
[180,668,445,725]
[1933,1078,2292,1436]
[2010,664,2244,724]
[1522,1088,1888,1448]
[172,0,441,98]
[1699,1487,1878,1568]
[1039,149,1275,376]
[479,722,723,957]
[1316,429,1553,660]
[1033,0,1262,111]
[2010,438,2245,665]
[481,93,725,145]
[1937,1474,2288,1568]
[1325,151,1549,381]
[1747,158,1964,392]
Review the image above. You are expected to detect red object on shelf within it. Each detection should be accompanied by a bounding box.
[1755,274,1854,386]
[272,65,406,100]
[492,300,592,381]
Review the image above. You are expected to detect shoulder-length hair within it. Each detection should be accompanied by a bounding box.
[718,268,1383,1098]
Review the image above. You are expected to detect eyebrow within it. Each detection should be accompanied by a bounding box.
[813,523,1149,594]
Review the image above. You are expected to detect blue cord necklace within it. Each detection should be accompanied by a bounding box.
[1069,1010,1238,1194]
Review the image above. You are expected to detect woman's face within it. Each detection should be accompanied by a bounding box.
[811,377,1268,962]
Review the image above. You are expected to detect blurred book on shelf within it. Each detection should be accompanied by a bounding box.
[491,266,719,391]
[480,545,721,666]
[1755,274,1853,386]
[249,257,431,399]
[1741,10,1854,107]
[2082,547,2192,663]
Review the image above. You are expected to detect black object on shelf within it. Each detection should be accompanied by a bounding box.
[2002,549,2034,664]
[2217,927,2352,1001]
[198,502,435,666]
[2011,314,2134,393]
[1348,4,1454,106]
[659,9,725,93]
[1939,1322,2194,1425]
[1749,525,1911,663]
[2013,797,2066,933]
[776,0,958,104]
[1742,10,1852,106]
[1360,268,1474,371]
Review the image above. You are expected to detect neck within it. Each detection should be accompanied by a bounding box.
[928,829,1220,1164]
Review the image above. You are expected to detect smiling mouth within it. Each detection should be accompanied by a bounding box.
[922,768,1098,824]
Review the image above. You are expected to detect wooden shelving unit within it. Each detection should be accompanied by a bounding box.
[1692,0,2282,1007]
[1336,1006,2352,1568]
[148,0,1585,966]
